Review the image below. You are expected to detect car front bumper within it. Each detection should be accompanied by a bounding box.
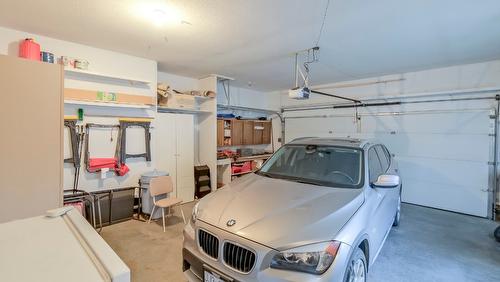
[182,221,352,282]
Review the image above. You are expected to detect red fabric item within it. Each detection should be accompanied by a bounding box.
[232,161,252,174]
[231,165,242,174]
[88,158,130,176]
[88,158,117,172]
[241,161,252,172]
[116,163,130,176]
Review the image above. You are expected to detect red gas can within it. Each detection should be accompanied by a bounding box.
[19,38,41,61]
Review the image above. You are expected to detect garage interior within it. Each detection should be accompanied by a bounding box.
[0,1,499,282]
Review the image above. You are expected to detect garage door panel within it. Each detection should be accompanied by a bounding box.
[376,134,491,162]
[360,111,492,135]
[402,180,488,217]
[397,156,489,189]
[285,118,332,141]
[332,132,491,163]
[286,117,355,142]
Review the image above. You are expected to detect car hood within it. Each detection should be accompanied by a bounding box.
[197,173,364,250]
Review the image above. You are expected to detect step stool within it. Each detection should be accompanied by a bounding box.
[194,165,212,199]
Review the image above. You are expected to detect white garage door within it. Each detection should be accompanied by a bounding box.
[285,106,494,217]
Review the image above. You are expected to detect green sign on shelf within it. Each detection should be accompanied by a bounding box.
[96,91,117,102]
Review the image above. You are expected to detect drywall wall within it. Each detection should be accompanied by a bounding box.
[217,84,281,111]
[0,27,197,193]
[157,71,199,91]
[277,59,500,213]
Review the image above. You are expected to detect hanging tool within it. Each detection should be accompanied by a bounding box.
[64,117,85,193]
[74,124,85,192]
[117,118,152,165]
[84,123,122,173]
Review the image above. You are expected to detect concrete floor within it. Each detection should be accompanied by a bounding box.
[368,204,500,282]
[101,203,500,282]
[100,203,195,282]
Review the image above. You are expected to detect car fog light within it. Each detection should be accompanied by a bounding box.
[191,202,199,224]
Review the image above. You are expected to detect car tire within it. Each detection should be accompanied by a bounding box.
[393,195,401,227]
[343,247,367,282]
[495,226,500,242]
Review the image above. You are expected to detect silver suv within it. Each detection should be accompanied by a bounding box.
[183,138,401,282]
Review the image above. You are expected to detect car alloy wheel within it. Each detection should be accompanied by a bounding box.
[347,258,366,282]
[393,195,401,226]
[345,248,366,282]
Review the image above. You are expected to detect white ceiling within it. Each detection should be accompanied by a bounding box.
[1,0,500,91]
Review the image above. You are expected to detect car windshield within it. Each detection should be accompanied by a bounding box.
[257,144,364,188]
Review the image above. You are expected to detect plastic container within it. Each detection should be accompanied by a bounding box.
[19,38,41,61]
[40,51,54,63]
[140,170,169,219]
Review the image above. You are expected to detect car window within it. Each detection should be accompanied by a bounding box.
[259,145,364,188]
[375,145,389,172]
[382,145,391,161]
[368,147,383,183]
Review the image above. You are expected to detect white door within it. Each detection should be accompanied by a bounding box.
[285,106,493,217]
[156,113,195,203]
[175,114,195,202]
[156,113,177,183]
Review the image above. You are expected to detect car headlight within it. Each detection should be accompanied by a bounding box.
[270,241,340,275]
[191,202,200,224]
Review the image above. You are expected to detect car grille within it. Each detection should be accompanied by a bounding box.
[198,229,219,259]
[223,242,256,273]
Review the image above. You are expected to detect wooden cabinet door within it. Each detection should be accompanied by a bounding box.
[217,120,224,147]
[231,120,243,145]
[253,122,264,144]
[242,121,254,145]
[262,122,272,144]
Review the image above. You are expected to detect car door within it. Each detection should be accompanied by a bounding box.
[376,145,400,215]
[365,145,396,255]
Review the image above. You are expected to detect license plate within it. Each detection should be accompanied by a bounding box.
[204,270,224,282]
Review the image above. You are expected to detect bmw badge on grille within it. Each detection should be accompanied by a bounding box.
[227,219,236,227]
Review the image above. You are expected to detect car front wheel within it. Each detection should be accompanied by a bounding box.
[343,247,367,282]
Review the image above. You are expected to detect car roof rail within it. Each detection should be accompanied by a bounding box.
[291,136,318,142]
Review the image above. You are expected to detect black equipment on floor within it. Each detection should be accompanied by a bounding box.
[88,187,135,226]
[194,165,212,199]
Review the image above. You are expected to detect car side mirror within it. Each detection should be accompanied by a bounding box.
[371,174,400,188]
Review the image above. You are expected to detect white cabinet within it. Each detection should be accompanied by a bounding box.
[156,113,195,202]
[0,55,63,223]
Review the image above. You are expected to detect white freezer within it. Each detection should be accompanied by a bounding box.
[0,207,130,282]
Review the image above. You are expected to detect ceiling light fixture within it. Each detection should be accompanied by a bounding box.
[134,2,184,27]
[151,9,167,26]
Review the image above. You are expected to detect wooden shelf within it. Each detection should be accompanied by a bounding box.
[64,99,151,109]
[233,154,273,163]
[64,68,151,85]
[157,106,212,115]
[231,170,254,176]
[64,88,154,109]
[174,93,214,102]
